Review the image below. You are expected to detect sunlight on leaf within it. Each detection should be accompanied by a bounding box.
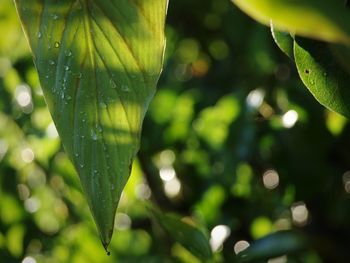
[232,0,350,45]
[14,0,167,250]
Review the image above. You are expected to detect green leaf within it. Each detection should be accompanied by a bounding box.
[294,37,350,117]
[151,208,213,260]
[270,22,294,60]
[238,231,306,262]
[232,0,350,45]
[14,0,167,250]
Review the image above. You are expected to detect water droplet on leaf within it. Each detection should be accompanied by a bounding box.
[121,85,130,92]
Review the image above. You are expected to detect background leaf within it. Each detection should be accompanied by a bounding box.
[232,0,350,45]
[270,22,294,60]
[151,207,213,261]
[14,0,167,249]
[294,37,350,117]
[238,231,306,262]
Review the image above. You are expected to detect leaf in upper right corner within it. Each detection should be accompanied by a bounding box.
[270,22,294,60]
[232,0,350,46]
[151,209,212,260]
[294,37,350,118]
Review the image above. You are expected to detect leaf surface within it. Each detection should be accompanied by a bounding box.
[14,0,167,250]
[270,22,294,60]
[232,0,350,45]
[294,38,350,117]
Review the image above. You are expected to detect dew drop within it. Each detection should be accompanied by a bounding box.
[110,184,115,191]
[110,80,117,89]
[37,32,42,39]
[64,66,70,71]
[53,14,59,20]
[75,153,79,157]
[80,164,84,168]
[91,130,98,140]
[99,102,107,109]
[121,85,130,92]
[66,50,72,57]
[54,42,60,48]
[49,60,55,66]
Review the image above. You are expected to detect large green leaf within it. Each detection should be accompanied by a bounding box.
[232,0,350,45]
[294,38,350,117]
[14,0,167,251]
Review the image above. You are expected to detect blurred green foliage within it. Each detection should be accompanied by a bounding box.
[1,0,350,262]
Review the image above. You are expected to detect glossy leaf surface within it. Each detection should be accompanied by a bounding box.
[294,38,350,117]
[14,0,167,250]
[232,0,350,45]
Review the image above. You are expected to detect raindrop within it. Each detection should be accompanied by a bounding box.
[110,80,117,89]
[66,50,72,57]
[310,80,315,85]
[37,32,42,39]
[80,164,84,168]
[91,130,98,140]
[110,184,115,191]
[75,153,79,157]
[121,85,130,92]
[49,60,55,66]
[99,102,107,109]
[64,66,70,71]
[53,14,59,20]
[54,42,60,48]
[77,72,82,78]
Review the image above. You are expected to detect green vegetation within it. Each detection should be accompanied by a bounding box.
[1,0,350,262]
